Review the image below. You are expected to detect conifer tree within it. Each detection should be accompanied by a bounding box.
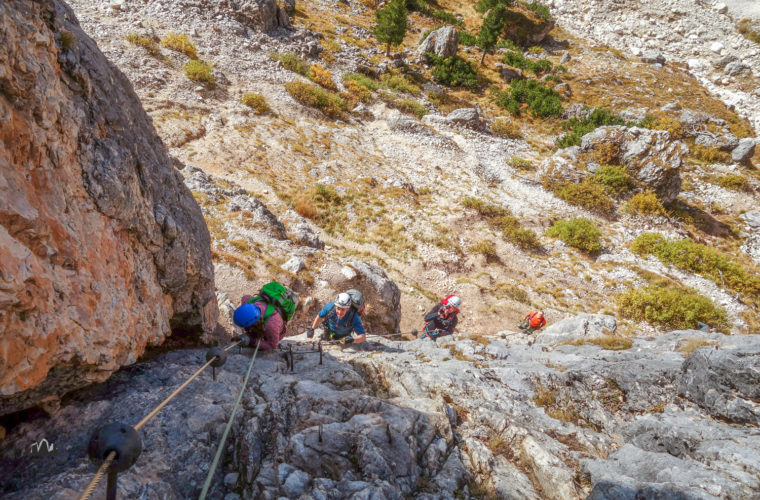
[375,0,408,56]
[477,5,508,64]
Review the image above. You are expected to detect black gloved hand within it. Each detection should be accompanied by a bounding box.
[340,336,354,345]
[306,328,314,339]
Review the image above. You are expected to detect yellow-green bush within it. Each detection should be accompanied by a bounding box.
[461,197,509,218]
[568,335,633,350]
[126,33,160,56]
[285,81,346,119]
[271,53,310,76]
[617,283,727,330]
[469,240,498,258]
[381,74,421,95]
[737,18,760,44]
[546,217,602,253]
[630,233,760,305]
[161,32,197,59]
[550,179,614,214]
[493,216,540,250]
[309,64,337,90]
[625,191,666,216]
[508,156,534,171]
[343,80,371,103]
[647,115,684,139]
[490,118,523,139]
[594,165,633,196]
[184,60,214,85]
[241,93,270,114]
[692,145,729,163]
[716,174,751,191]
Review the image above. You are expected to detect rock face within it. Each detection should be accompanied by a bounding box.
[580,126,686,203]
[416,26,458,62]
[535,313,617,345]
[2,325,759,499]
[0,0,216,416]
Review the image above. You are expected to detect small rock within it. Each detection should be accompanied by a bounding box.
[282,257,306,274]
[732,138,756,165]
[640,50,665,65]
[712,2,728,14]
[224,472,239,487]
[559,52,571,64]
[724,60,749,76]
[710,41,724,53]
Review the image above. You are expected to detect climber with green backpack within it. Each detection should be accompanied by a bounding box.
[233,281,297,350]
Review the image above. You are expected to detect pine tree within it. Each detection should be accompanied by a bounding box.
[477,5,508,65]
[375,0,408,57]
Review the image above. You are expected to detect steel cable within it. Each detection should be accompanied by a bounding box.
[199,338,261,499]
[77,451,116,500]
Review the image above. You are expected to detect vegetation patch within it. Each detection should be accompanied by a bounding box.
[184,60,214,86]
[549,180,614,215]
[737,18,760,44]
[241,93,270,114]
[546,217,602,254]
[715,174,751,191]
[125,33,161,56]
[161,32,197,59]
[427,54,479,90]
[285,81,346,119]
[493,216,540,250]
[676,338,717,356]
[495,79,562,118]
[272,52,311,76]
[692,145,730,164]
[593,165,634,196]
[557,108,628,148]
[381,73,421,95]
[310,64,337,90]
[462,197,509,218]
[490,118,523,139]
[508,155,534,171]
[624,191,666,216]
[566,335,632,350]
[630,233,760,306]
[469,240,498,259]
[617,282,728,330]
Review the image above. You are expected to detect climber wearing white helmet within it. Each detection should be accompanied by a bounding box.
[420,294,461,340]
[307,292,366,344]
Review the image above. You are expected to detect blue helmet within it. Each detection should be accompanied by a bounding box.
[233,303,261,328]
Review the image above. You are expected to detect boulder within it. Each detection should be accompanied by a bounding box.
[694,132,739,151]
[281,256,306,274]
[495,63,522,82]
[230,0,290,31]
[291,221,324,249]
[322,261,401,333]
[416,26,458,62]
[228,194,287,240]
[724,60,749,76]
[678,337,760,425]
[534,314,617,345]
[732,138,756,164]
[537,147,585,182]
[741,210,760,229]
[711,54,737,69]
[0,0,216,417]
[445,108,486,131]
[579,126,686,203]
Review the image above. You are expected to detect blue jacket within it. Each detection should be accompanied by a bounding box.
[318,302,365,336]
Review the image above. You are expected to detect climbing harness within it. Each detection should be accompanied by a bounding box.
[199,339,261,499]
[78,340,242,500]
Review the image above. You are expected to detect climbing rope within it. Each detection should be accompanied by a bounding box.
[199,338,261,500]
[77,340,240,499]
[77,451,116,500]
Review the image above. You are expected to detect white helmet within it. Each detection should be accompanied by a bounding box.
[335,292,352,309]
[447,295,461,308]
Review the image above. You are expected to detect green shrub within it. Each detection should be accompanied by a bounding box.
[388,97,427,118]
[550,180,614,214]
[557,108,628,148]
[271,52,310,77]
[527,1,551,20]
[594,165,633,196]
[630,233,760,304]
[625,191,666,216]
[475,0,514,12]
[427,54,479,90]
[161,32,197,59]
[458,30,478,46]
[285,81,346,118]
[692,145,729,163]
[496,79,562,118]
[494,216,541,250]
[617,283,727,330]
[496,38,520,51]
[717,174,751,191]
[508,155,534,171]
[462,197,509,218]
[343,72,381,91]
[375,0,408,55]
[529,58,553,75]
[241,93,270,113]
[546,217,602,253]
[184,60,214,86]
[431,9,463,26]
[470,240,498,258]
[125,33,160,56]
[503,50,529,69]
[381,74,421,95]
[313,183,343,203]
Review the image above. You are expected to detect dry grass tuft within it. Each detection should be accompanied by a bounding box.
[161,32,197,59]
[676,338,716,356]
[241,93,270,114]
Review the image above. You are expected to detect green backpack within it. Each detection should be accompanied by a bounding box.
[246,281,296,325]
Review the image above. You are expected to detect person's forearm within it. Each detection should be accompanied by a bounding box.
[311,316,323,329]
[353,333,366,343]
